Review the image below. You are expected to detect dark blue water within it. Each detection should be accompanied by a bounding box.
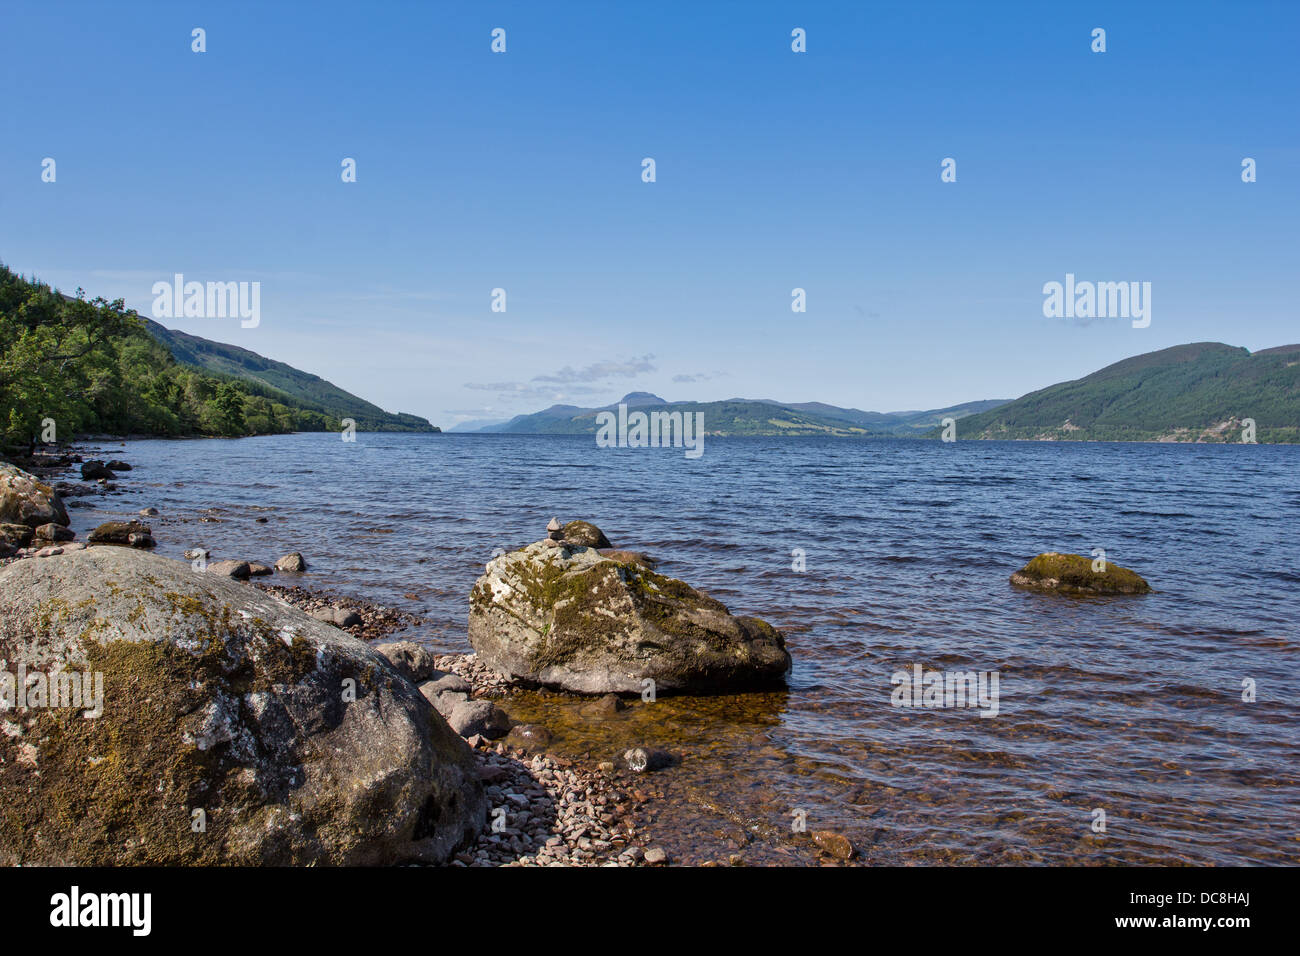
[66,434,1300,864]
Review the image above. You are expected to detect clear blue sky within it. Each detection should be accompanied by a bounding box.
[2,1,1296,427]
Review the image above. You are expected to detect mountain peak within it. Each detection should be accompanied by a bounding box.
[619,391,667,407]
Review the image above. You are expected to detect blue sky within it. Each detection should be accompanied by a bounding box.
[2,1,1297,427]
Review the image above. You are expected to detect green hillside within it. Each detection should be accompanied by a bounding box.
[953,343,1300,442]
[0,264,434,451]
[145,320,435,432]
[481,393,1008,437]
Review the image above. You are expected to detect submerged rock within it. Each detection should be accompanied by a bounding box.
[1010,552,1152,595]
[468,540,791,694]
[812,830,857,860]
[504,723,553,751]
[623,746,675,772]
[0,463,69,529]
[0,547,485,865]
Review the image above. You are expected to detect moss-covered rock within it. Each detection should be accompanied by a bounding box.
[562,520,613,549]
[468,540,791,694]
[1010,552,1152,595]
[0,547,485,865]
[87,520,154,548]
[0,463,69,529]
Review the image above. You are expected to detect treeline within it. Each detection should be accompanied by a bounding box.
[0,264,340,450]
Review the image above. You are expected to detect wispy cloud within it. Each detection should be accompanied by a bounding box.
[533,355,656,384]
[672,371,726,384]
[464,354,658,404]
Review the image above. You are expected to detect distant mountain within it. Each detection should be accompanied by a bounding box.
[469,394,1009,437]
[954,342,1300,443]
[447,418,510,433]
[145,320,437,432]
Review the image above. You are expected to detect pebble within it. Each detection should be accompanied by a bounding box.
[460,741,651,868]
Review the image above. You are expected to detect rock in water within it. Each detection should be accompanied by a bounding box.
[87,520,154,548]
[623,746,674,772]
[275,552,307,572]
[0,463,70,529]
[504,723,553,751]
[812,830,857,860]
[469,540,791,693]
[79,460,116,481]
[0,548,486,865]
[1010,552,1152,595]
[206,559,251,579]
[562,519,612,548]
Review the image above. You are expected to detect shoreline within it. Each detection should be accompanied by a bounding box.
[5,447,817,867]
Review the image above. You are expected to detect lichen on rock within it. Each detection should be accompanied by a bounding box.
[1010,551,1152,595]
[0,547,485,865]
[469,539,791,694]
[0,463,70,529]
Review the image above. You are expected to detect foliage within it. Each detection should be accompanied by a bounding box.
[950,342,1300,443]
[0,264,346,449]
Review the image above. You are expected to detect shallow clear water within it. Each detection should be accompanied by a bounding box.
[66,433,1300,864]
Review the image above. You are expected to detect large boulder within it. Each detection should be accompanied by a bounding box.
[1010,552,1152,595]
[0,548,485,866]
[469,540,791,694]
[0,463,69,529]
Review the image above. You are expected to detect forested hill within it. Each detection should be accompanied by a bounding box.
[0,264,436,450]
[475,393,1008,437]
[953,342,1300,442]
[144,320,435,432]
